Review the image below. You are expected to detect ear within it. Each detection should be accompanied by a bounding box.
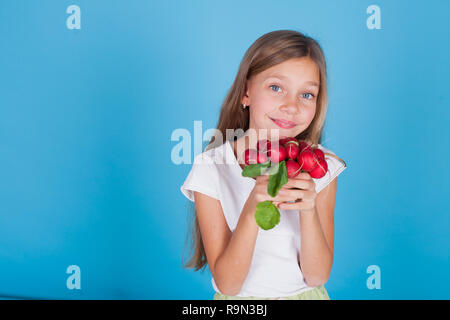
[241,79,251,105]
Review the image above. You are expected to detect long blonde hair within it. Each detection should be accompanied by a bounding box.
[182,29,346,272]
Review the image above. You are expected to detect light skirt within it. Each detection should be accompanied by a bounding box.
[213,285,330,300]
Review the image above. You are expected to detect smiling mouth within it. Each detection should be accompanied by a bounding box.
[270,117,297,129]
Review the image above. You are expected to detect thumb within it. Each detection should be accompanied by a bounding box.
[272,201,282,209]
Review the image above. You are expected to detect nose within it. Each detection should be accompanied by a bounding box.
[280,94,299,115]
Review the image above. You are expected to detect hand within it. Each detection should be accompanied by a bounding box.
[275,172,317,212]
[247,174,295,209]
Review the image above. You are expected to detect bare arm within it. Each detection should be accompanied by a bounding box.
[298,177,336,286]
[194,174,285,296]
[298,211,334,286]
[275,173,337,287]
[194,191,259,296]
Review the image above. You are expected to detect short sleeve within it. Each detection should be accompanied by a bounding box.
[312,145,347,194]
[180,152,220,202]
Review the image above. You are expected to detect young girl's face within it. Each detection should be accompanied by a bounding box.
[243,57,320,140]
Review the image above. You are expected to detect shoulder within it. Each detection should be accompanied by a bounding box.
[194,141,228,165]
[180,142,226,202]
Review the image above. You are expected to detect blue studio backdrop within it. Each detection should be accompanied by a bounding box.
[0,0,449,299]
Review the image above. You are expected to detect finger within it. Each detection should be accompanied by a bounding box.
[256,174,270,182]
[279,199,314,210]
[277,189,316,202]
[283,178,315,191]
[273,192,297,203]
[298,172,312,180]
[273,201,282,209]
[284,172,311,181]
[276,188,305,201]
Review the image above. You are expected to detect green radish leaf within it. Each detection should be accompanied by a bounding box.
[267,160,288,197]
[254,200,281,230]
[264,162,280,176]
[242,162,271,178]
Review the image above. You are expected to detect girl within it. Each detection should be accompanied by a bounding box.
[180,30,347,300]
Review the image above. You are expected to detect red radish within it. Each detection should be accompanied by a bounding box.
[256,139,271,153]
[313,148,325,160]
[285,141,300,160]
[243,149,258,165]
[267,145,287,163]
[298,141,312,153]
[297,149,318,172]
[286,160,301,178]
[309,157,328,178]
[256,152,269,164]
[280,137,298,146]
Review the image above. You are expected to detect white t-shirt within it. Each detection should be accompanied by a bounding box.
[180,139,347,298]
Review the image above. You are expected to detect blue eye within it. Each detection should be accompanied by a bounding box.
[270,85,282,92]
[302,92,315,100]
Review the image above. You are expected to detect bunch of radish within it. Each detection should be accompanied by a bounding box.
[241,137,329,230]
[243,137,328,179]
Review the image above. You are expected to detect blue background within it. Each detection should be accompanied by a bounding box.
[0,0,449,299]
